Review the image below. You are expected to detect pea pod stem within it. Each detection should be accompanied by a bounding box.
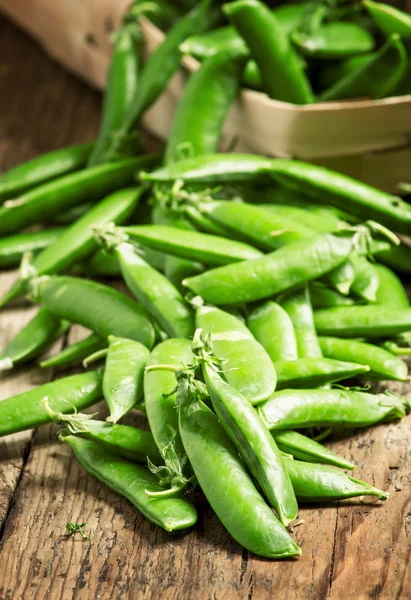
[83,348,108,368]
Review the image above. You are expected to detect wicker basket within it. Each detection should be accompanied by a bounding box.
[2,0,411,192]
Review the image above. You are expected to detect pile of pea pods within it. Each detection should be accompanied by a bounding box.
[0,0,411,559]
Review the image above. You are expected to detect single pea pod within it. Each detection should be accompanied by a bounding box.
[275,358,370,389]
[201,360,298,526]
[0,142,93,203]
[0,308,69,371]
[309,283,356,310]
[281,285,322,358]
[364,0,411,38]
[165,48,245,164]
[0,228,66,269]
[196,305,276,405]
[319,336,408,382]
[376,240,411,274]
[62,434,197,532]
[247,300,298,362]
[123,224,263,265]
[144,338,194,475]
[96,238,194,339]
[283,457,388,503]
[318,35,407,102]
[374,263,409,309]
[102,336,150,424]
[314,306,411,338]
[183,233,353,306]
[349,256,379,303]
[0,187,145,308]
[224,0,313,104]
[258,388,409,431]
[29,275,155,348]
[40,333,106,370]
[0,370,103,437]
[272,430,354,471]
[177,374,301,558]
[292,21,375,60]
[0,155,157,237]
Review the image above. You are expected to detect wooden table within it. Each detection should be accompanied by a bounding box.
[0,14,410,600]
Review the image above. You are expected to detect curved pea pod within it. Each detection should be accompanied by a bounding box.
[202,361,297,526]
[281,285,322,358]
[322,260,355,296]
[144,338,194,472]
[30,275,155,348]
[40,333,105,370]
[292,21,375,59]
[283,457,388,503]
[374,263,409,309]
[364,0,411,38]
[275,358,370,389]
[258,388,409,431]
[123,224,263,265]
[310,284,356,309]
[224,0,313,104]
[247,300,298,362]
[350,256,379,303]
[0,308,69,370]
[185,233,353,306]
[0,142,93,202]
[318,35,407,102]
[103,336,150,423]
[0,155,158,237]
[177,380,301,558]
[314,306,411,338]
[0,187,145,308]
[107,242,194,339]
[63,435,197,532]
[319,336,408,382]
[196,305,276,404]
[0,370,103,437]
[0,228,66,269]
[273,430,354,470]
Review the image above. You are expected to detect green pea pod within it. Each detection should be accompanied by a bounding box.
[105,241,194,339]
[314,306,411,338]
[258,388,409,431]
[318,35,407,102]
[0,370,103,437]
[224,0,313,104]
[123,224,263,265]
[275,358,370,389]
[63,435,197,532]
[0,228,66,269]
[350,256,379,303]
[364,0,411,38]
[319,336,408,381]
[84,245,166,278]
[0,142,93,203]
[247,300,298,362]
[260,203,346,233]
[283,457,388,502]
[30,275,155,348]
[177,375,301,558]
[1,187,145,308]
[52,203,93,225]
[144,338,194,474]
[292,21,375,59]
[376,240,411,274]
[322,260,355,296]
[88,19,142,166]
[0,308,69,371]
[165,49,245,164]
[318,54,376,91]
[103,336,150,424]
[310,283,356,309]
[196,305,276,405]
[184,233,353,306]
[272,430,354,470]
[201,361,298,526]
[0,155,158,237]
[374,264,409,309]
[281,285,322,358]
[40,333,105,370]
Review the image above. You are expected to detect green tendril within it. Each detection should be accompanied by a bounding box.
[65,522,89,541]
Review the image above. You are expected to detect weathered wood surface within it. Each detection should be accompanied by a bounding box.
[0,14,410,600]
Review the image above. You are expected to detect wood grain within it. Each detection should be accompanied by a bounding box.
[0,14,410,600]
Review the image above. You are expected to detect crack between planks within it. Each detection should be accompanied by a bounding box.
[328,504,339,595]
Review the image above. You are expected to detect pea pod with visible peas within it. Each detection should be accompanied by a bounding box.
[314,306,411,338]
[281,285,322,358]
[29,275,155,349]
[62,434,197,532]
[247,301,298,362]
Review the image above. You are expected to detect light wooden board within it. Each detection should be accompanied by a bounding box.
[0,15,410,600]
